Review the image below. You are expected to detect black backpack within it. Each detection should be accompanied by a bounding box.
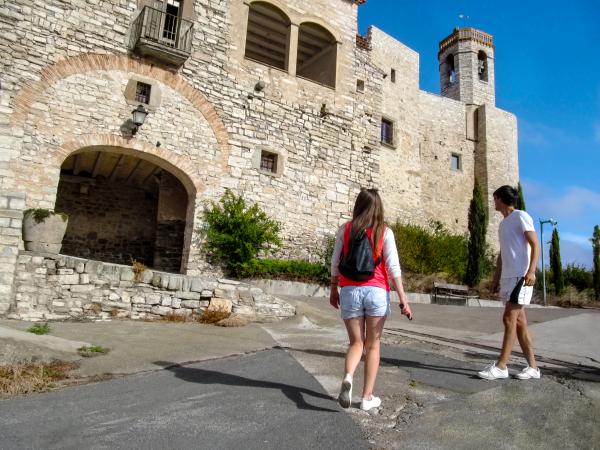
[338,227,382,281]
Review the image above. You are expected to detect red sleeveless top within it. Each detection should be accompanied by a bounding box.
[339,222,389,291]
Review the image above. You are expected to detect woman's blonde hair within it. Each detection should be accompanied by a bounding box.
[351,188,385,257]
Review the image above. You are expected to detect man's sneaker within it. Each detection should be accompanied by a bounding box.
[338,374,352,408]
[477,363,509,380]
[515,366,541,380]
[360,395,381,411]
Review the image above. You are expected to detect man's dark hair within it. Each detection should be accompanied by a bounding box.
[493,185,518,207]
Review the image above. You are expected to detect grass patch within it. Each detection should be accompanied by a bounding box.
[241,258,329,284]
[27,323,50,335]
[77,345,109,357]
[163,312,190,322]
[0,360,78,397]
[215,314,249,327]
[131,258,147,283]
[197,307,231,324]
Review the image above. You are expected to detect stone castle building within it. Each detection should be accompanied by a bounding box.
[0,0,519,317]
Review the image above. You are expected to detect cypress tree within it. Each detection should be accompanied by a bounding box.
[516,182,526,211]
[465,180,487,287]
[549,227,564,295]
[592,225,600,301]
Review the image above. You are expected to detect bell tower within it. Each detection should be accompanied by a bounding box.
[438,27,495,106]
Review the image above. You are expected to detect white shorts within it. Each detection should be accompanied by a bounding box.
[500,277,533,306]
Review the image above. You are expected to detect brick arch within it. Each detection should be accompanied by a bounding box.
[11,53,230,171]
[54,134,204,195]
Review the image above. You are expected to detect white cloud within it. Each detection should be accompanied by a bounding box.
[524,182,600,218]
[521,179,598,268]
[519,120,573,148]
[558,238,593,269]
[560,231,592,247]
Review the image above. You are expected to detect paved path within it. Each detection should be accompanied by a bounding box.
[2,297,599,449]
[0,349,366,450]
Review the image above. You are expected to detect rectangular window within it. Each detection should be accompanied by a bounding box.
[451,153,462,171]
[135,82,152,104]
[391,68,396,83]
[356,79,365,93]
[260,151,277,173]
[381,118,394,146]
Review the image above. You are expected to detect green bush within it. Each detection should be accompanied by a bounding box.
[390,221,491,282]
[199,190,282,277]
[242,258,329,284]
[563,264,593,292]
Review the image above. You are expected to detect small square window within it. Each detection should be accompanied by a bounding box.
[390,68,396,83]
[260,151,277,173]
[381,118,394,146]
[356,79,365,93]
[135,82,152,104]
[451,153,462,171]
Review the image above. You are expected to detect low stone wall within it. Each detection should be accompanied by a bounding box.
[10,252,295,322]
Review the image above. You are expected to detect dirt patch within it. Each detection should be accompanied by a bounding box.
[0,360,79,398]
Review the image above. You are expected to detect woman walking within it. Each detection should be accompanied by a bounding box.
[330,188,413,411]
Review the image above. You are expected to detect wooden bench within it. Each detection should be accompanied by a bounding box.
[432,282,479,306]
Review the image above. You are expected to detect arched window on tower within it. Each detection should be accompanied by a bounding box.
[446,54,456,85]
[478,51,488,82]
[296,22,337,88]
[244,2,291,70]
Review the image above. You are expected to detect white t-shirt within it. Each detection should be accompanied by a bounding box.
[498,210,535,279]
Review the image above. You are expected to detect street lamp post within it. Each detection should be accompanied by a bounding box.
[539,218,558,306]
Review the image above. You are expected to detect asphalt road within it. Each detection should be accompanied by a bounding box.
[0,349,366,450]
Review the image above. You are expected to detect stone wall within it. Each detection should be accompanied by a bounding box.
[0,1,521,315]
[11,252,295,322]
[0,192,25,314]
[55,176,159,267]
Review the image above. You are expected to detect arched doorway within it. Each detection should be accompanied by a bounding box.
[56,148,192,273]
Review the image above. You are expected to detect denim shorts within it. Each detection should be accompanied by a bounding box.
[339,286,390,320]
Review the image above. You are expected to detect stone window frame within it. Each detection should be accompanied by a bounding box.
[390,68,396,83]
[137,0,196,22]
[356,79,365,93]
[445,53,457,87]
[244,1,292,71]
[135,81,152,104]
[381,116,395,148]
[241,1,341,90]
[252,147,285,177]
[450,153,462,171]
[124,76,162,112]
[478,50,489,83]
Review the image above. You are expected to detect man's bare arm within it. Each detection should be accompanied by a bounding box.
[491,253,502,292]
[524,231,540,286]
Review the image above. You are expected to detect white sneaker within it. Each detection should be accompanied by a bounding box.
[338,374,352,408]
[477,363,509,380]
[360,395,381,411]
[515,366,541,380]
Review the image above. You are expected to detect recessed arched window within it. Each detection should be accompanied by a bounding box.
[244,2,291,70]
[296,22,337,88]
[446,54,456,85]
[478,50,488,82]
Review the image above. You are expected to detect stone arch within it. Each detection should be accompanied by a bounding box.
[297,18,341,43]
[53,134,203,196]
[55,137,201,273]
[11,53,230,171]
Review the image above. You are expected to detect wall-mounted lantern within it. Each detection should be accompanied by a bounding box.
[131,104,148,135]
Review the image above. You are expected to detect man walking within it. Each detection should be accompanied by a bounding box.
[478,185,541,380]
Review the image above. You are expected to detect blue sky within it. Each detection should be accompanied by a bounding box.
[358,0,600,268]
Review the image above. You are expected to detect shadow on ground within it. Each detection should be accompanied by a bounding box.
[154,354,338,413]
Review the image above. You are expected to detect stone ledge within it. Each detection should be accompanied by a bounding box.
[7,252,296,322]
